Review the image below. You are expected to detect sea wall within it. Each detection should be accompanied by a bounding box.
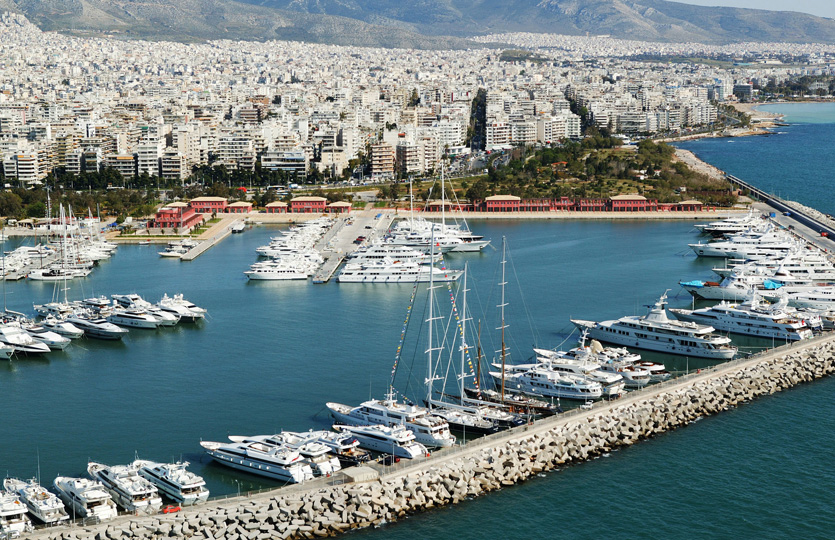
[32,335,835,540]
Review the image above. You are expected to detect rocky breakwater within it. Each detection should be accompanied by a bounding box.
[31,335,835,540]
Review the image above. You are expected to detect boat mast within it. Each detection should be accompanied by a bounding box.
[459,262,469,405]
[499,237,508,403]
[408,175,414,231]
[425,229,441,406]
[440,161,446,231]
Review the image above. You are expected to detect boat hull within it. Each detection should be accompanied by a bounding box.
[204,449,310,484]
[571,320,737,360]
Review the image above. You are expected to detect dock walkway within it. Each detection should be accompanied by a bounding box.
[180,217,239,261]
[312,208,395,283]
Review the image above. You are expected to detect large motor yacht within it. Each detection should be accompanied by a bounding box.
[337,258,462,283]
[86,462,163,514]
[670,292,815,341]
[326,393,456,448]
[571,291,738,359]
[157,294,206,322]
[0,321,52,354]
[4,477,69,525]
[0,491,34,537]
[52,476,118,522]
[199,441,314,484]
[332,424,429,459]
[132,460,209,506]
[227,433,341,477]
[66,311,129,340]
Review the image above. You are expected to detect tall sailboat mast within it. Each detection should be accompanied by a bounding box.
[425,230,442,405]
[459,262,469,405]
[499,237,508,403]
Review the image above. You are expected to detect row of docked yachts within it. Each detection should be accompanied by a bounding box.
[335,214,490,283]
[0,460,208,535]
[245,217,333,280]
[0,293,208,355]
[571,212,831,362]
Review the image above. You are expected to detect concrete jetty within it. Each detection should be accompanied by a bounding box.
[28,331,835,540]
[180,218,239,261]
[312,210,394,284]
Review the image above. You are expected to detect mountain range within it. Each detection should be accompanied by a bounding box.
[3,0,835,48]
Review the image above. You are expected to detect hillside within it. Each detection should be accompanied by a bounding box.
[2,0,835,47]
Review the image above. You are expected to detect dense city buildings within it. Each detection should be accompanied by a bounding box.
[1,12,835,187]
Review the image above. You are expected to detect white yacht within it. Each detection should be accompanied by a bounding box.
[0,340,14,360]
[0,491,33,538]
[86,462,163,514]
[326,394,456,448]
[695,210,763,236]
[492,368,605,400]
[0,322,52,354]
[3,477,69,525]
[200,440,314,484]
[280,430,371,468]
[111,294,180,326]
[52,476,118,522]
[22,324,72,350]
[571,291,738,359]
[337,259,462,283]
[775,288,835,311]
[228,433,341,477]
[244,265,310,281]
[107,308,161,329]
[132,460,209,506]
[527,351,626,397]
[157,294,206,322]
[332,424,429,459]
[40,316,84,339]
[349,243,440,265]
[670,292,814,342]
[66,312,129,340]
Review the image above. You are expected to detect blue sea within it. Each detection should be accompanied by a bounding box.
[2,103,835,539]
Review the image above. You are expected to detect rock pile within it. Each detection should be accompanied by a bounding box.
[34,339,835,540]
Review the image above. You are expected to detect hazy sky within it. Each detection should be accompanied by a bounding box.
[674,0,835,19]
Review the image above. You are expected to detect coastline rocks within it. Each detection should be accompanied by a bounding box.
[29,338,835,540]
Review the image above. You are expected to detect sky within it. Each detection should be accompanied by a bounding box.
[674,0,835,19]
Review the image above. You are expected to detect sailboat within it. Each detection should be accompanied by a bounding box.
[326,231,457,449]
[387,165,490,252]
[424,261,521,433]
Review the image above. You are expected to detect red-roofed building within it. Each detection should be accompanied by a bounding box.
[265,201,288,214]
[484,195,521,212]
[151,202,204,230]
[227,201,253,214]
[189,196,228,213]
[290,196,327,213]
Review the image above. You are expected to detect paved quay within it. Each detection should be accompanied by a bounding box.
[28,331,835,540]
[313,207,393,283]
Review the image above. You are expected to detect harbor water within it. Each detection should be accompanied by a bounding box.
[2,102,835,538]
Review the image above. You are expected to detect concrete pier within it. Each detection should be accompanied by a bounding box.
[312,210,394,284]
[27,331,835,540]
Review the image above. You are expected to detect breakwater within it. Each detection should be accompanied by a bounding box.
[29,332,835,540]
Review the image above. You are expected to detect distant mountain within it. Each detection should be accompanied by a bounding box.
[243,0,835,44]
[3,0,835,46]
[0,0,477,48]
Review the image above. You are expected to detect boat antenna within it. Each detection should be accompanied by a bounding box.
[36,447,41,484]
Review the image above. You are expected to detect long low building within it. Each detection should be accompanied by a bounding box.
[425,194,705,213]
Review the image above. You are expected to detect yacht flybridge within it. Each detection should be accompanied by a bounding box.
[571,291,738,359]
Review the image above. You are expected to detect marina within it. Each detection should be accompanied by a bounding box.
[8,201,835,536]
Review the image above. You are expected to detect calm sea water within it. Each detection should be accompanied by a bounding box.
[3,104,834,538]
[679,102,835,214]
